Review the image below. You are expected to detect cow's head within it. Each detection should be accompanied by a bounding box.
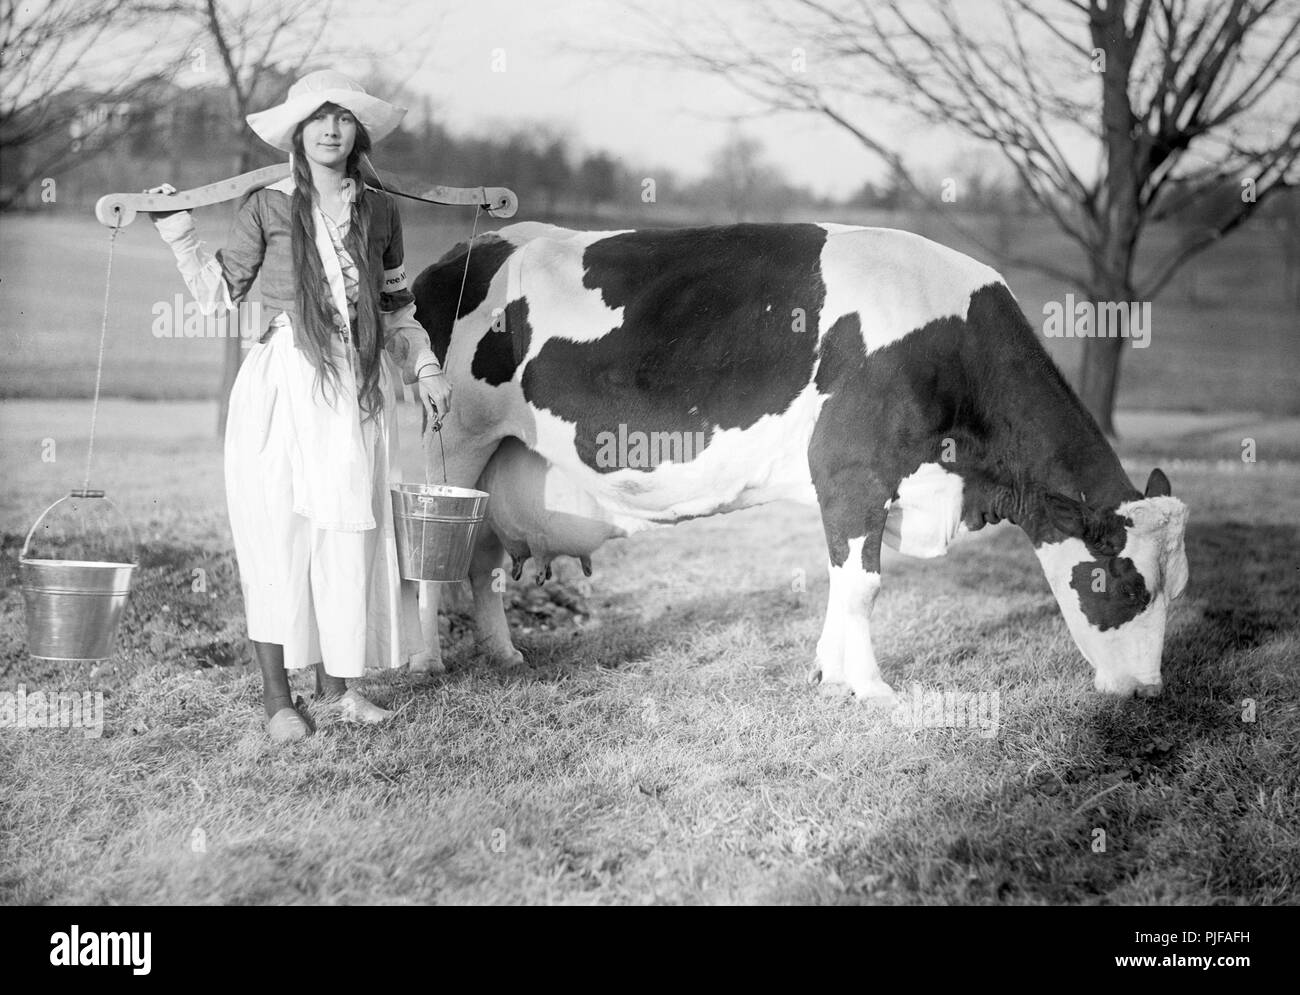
[1033,469,1189,697]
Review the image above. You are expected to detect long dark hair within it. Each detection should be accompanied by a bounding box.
[289,106,384,419]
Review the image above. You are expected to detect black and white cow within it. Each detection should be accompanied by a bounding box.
[407,221,1189,701]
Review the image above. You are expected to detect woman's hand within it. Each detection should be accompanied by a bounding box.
[417,370,452,425]
[144,183,181,222]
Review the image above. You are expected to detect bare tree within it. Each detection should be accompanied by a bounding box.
[628,0,1300,434]
[702,130,788,221]
[0,0,184,208]
[577,151,619,209]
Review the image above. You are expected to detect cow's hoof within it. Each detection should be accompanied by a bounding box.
[493,651,527,671]
[1094,674,1163,698]
[408,651,446,675]
[807,667,822,685]
[477,643,526,670]
[851,683,899,708]
[817,680,853,700]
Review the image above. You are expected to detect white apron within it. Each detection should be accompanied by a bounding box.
[223,198,421,677]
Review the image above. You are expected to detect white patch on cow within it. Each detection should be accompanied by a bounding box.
[817,537,894,701]
[512,231,634,353]
[883,462,966,558]
[498,221,579,246]
[1034,496,1187,696]
[816,223,869,236]
[528,377,828,535]
[1116,495,1190,600]
[816,226,1003,354]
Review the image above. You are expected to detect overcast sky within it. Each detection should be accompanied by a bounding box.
[327,0,917,199]
[61,0,1058,198]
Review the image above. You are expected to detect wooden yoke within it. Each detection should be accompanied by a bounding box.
[94,164,518,227]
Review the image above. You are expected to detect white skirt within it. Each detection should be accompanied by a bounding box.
[224,319,422,677]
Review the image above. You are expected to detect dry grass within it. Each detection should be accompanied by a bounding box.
[1,401,1297,905]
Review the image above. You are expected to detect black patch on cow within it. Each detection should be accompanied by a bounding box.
[472,298,533,386]
[854,282,1141,545]
[814,312,865,391]
[1069,554,1152,630]
[1058,511,1152,630]
[809,304,977,570]
[807,280,1141,572]
[520,223,829,472]
[411,235,516,366]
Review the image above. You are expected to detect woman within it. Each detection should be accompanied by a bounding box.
[150,71,451,742]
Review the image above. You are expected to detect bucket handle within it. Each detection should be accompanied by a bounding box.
[20,491,138,562]
[429,412,449,485]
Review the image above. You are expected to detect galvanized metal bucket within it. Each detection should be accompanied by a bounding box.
[19,491,137,662]
[391,483,488,583]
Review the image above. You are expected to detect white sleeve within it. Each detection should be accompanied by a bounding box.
[154,212,236,316]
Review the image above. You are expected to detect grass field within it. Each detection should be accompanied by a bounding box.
[1,398,1297,904]
[1,200,1296,904]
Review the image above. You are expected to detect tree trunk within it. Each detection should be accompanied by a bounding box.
[1077,327,1126,438]
[1076,265,1136,438]
[1084,2,1142,442]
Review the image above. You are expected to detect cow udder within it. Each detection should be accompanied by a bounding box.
[477,437,625,581]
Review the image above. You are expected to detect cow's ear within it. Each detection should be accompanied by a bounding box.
[1043,492,1088,537]
[1145,468,1172,497]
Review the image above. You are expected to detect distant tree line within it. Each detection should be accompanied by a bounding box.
[1,77,823,221]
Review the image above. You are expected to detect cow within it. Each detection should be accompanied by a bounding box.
[406,221,1190,702]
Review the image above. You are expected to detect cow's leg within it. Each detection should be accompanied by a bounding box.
[818,534,893,703]
[410,427,503,674]
[411,583,448,674]
[468,525,525,668]
[809,430,896,704]
[813,558,846,692]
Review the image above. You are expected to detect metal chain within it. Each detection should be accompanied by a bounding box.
[451,205,482,333]
[85,214,123,493]
[430,204,482,487]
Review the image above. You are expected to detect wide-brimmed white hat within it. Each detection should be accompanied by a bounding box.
[246,70,406,153]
